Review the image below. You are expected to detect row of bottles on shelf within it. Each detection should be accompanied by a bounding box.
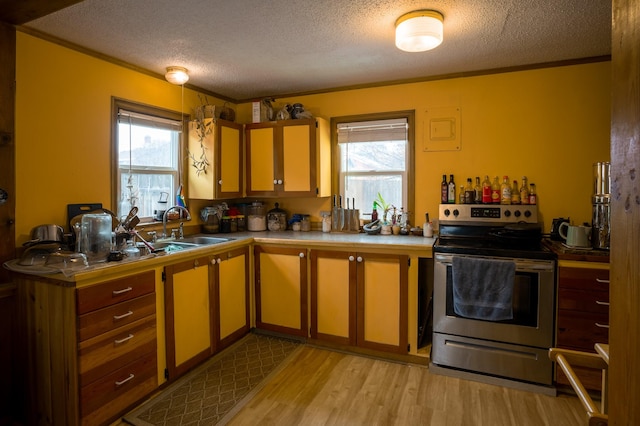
[440,174,537,205]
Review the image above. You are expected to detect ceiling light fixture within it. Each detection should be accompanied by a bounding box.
[165,66,189,85]
[395,10,444,53]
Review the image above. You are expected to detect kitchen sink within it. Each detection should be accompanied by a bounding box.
[179,236,232,245]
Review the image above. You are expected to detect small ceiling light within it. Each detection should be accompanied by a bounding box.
[395,10,444,52]
[165,66,189,85]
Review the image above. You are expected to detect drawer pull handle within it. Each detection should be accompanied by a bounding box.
[113,310,134,320]
[595,300,610,306]
[114,334,134,344]
[115,374,135,386]
[112,287,133,295]
[595,322,610,329]
[596,278,610,284]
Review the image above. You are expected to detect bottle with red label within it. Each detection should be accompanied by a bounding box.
[482,176,492,204]
[490,176,501,204]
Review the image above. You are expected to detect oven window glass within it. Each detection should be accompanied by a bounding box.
[445,265,539,327]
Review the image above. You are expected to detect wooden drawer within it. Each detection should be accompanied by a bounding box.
[557,310,609,351]
[78,293,156,341]
[558,266,609,292]
[77,270,155,314]
[557,287,609,315]
[80,351,157,426]
[78,315,157,387]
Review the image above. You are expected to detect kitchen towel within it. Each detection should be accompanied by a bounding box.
[452,256,515,321]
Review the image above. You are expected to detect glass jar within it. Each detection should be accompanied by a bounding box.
[247,202,267,231]
[321,211,331,233]
[301,215,311,231]
[220,216,231,233]
[237,215,246,232]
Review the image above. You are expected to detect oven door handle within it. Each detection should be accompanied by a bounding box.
[434,254,554,272]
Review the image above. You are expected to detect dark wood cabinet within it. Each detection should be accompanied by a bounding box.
[556,265,609,391]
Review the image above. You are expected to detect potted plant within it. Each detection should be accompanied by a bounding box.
[374,192,394,235]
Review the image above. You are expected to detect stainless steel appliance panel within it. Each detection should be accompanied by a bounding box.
[431,333,554,385]
[433,253,556,349]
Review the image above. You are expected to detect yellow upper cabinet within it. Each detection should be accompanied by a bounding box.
[245,117,330,198]
[188,118,243,200]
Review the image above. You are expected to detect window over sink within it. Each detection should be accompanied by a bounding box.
[111,98,187,221]
[335,112,415,223]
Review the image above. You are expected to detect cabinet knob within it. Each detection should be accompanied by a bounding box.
[299,252,305,258]
[218,179,223,185]
[357,256,363,263]
[348,255,355,262]
[217,258,222,264]
[277,179,283,185]
[273,179,278,184]
[194,259,199,268]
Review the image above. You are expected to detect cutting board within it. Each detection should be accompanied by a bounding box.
[67,203,102,231]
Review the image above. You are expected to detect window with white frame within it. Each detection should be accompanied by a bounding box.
[112,99,184,221]
[337,116,411,222]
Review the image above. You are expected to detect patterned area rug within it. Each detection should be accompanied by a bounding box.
[123,333,302,426]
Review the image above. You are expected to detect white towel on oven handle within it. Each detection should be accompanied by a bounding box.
[452,256,516,321]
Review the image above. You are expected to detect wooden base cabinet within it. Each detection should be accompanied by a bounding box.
[556,263,610,391]
[254,245,308,337]
[165,256,215,379]
[215,246,251,350]
[310,250,408,354]
[15,270,158,426]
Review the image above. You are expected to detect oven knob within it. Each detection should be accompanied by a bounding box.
[444,209,450,217]
[453,209,459,217]
[514,210,521,218]
[524,210,532,218]
[504,210,511,217]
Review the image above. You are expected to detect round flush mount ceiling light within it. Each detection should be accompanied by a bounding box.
[165,66,189,85]
[395,10,444,52]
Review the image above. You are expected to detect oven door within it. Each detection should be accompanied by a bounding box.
[433,253,556,348]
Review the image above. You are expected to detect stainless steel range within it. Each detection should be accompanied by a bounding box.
[431,204,557,395]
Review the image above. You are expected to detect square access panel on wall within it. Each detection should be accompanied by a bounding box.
[423,107,461,151]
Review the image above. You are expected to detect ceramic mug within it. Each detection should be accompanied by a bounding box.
[559,223,591,248]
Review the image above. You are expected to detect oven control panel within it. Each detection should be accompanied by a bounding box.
[438,204,538,223]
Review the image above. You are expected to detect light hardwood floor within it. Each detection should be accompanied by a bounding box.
[224,346,586,426]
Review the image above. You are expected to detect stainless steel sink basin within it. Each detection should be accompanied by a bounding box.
[179,236,231,245]
[151,241,199,252]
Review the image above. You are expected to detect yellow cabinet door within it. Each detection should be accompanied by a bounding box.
[188,118,243,199]
[246,126,276,194]
[245,118,330,197]
[215,246,250,349]
[310,250,408,354]
[164,256,214,379]
[357,253,408,353]
[255,245,308,337]
[310,250,356,346]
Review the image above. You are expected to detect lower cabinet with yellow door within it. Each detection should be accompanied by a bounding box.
[164,255,215,380]
[310,250,409,354]
[213,246,251,350]
[254,245,308,337]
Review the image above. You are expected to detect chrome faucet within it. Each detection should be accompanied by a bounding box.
[162,206,191,239]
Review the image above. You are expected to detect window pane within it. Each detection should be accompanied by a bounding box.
[340,140,405,172]
[343,174,403,219]
[119,172,174,219]
[118,123,178,169]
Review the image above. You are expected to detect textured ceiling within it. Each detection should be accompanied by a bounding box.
[22,0,611,102]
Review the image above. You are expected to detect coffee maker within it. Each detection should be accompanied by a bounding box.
[592,162,610,250]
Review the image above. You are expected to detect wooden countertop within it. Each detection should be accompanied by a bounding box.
[543,239,610,263]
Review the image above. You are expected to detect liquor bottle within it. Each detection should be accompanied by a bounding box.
[441,174,448,203]
[464,178,474,204]
[474,177,482,204]
[520,176,530,205]
[447,174,456,204]
[511,180,520,204]
[371,202,378,221]
[529,183,537,205]
[459,185,465,204]
[500,176,511,204]
[482,175,492,204]
[491,176,501,204]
